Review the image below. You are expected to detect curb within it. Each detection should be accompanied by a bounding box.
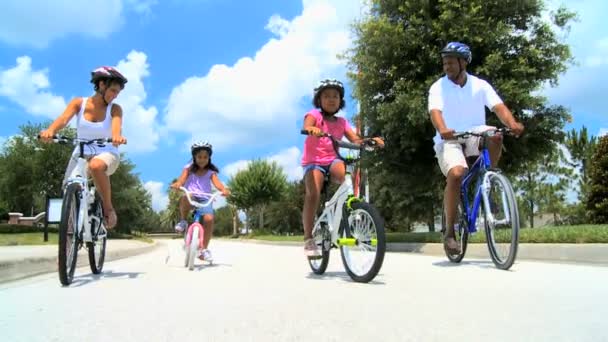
[0,240,160,284]
[222,239,608,265]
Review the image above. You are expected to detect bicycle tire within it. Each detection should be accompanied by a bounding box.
[308,222,330,275]
[484,172,519,270]
[87,191,106,274]
[188,223,201,270]
[340,202,385,283]
[58,183,81,286]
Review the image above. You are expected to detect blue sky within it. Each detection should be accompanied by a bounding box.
[0,0,605,212]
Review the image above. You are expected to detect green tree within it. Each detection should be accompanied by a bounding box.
[228,160,288,232]
[213,205,242,236]
[587,135,608,223]
[514,148,571,228]
[265,180,305,235]
[108,157,157,234]
[348,0,575,230]
[0,122,73,215]
[564,126,597,202]
[162,179,182,230]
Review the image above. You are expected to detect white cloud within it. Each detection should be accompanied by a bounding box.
[585,37,608,67]
[163,0,363,150]
[0,1,124,48]
[268,147,303,181]
[125,0,158,15]
[0,56,66,118]
[224,160,251,178]
[115,51,161,153]
[223,146,303,181]
[599,128,608,137]
[265,15,290,38]
[144,181,169,212]
[0,1,161,48]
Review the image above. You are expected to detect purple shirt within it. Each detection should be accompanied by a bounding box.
[183,163,215,195]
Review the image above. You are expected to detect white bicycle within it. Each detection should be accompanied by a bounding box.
[301,130,386,283]
[41,135,113,286]
[175,187,221,270]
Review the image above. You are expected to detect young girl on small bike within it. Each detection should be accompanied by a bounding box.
[171,141,230,261]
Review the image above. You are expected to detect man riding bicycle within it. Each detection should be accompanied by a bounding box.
[428,42,524,253]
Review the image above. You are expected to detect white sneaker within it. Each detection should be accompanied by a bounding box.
[175,220,188,233]
[199,249,213,262]
[304,239,321,258]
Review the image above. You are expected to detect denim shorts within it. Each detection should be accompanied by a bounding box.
[192,196,214,216]
[302,159,344,176]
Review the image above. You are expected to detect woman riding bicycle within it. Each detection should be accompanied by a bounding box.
[39,66,128,229]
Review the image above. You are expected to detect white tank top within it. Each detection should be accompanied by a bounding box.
[72,97,119,156]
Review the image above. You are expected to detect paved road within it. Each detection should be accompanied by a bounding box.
[1,240,606,341]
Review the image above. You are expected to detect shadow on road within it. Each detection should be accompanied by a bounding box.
[432,259,514,271]
[306,271,386,285]
[69,269,144,287]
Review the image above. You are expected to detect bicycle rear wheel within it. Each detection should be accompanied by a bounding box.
[340,202,385,283]
[308,222,330,275]
[484,172,519,270]
[441,201,468,263]
[87,191,106,274]
[58,183,81,286]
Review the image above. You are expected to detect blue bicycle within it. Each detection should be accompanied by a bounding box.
[441,128,520,270]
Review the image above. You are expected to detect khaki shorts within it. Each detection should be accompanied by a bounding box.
[434,125,495,176]
[64,152,120,183]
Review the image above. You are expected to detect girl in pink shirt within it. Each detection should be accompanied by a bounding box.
[301,79,384,257]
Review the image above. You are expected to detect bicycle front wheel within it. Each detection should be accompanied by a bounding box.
[483,172,519,270]
[58,183,81,286]
[88,192,106,274]
[340,202,385,283]
[187,223,200,270]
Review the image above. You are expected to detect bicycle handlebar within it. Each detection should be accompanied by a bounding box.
[299,129,380,151]
[451,127,513,140]
[37,135,115,145]
[178,186,222,209]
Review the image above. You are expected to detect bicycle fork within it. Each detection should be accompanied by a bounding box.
[481,172,511,228]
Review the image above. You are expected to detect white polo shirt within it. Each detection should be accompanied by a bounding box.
[428,73,502,144]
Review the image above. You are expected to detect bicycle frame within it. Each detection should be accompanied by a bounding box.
[179,187,221,247]
[307,133,378,248]
[314,171,360,247]
[458,130,512,233]
[63,139,109,244]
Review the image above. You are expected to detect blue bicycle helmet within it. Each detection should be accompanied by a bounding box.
[440,42,472,64]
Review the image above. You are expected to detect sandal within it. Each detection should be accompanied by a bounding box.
[443,232,461,255]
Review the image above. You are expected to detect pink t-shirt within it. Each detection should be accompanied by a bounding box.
[301,109,352,166]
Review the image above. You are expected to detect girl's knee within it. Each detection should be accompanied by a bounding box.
[89,159,107,173]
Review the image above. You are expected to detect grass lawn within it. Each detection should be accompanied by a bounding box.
[0,232,153,246]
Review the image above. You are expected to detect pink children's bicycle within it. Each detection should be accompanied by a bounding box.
[178,187,220,270]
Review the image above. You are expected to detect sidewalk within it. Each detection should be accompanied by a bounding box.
[228,239,608,266]
[0,239,159,283]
